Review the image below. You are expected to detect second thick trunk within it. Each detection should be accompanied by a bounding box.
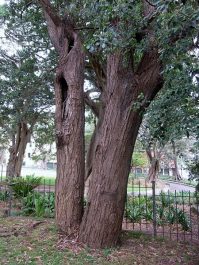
[79,53,143,248]
[79,49,162,248]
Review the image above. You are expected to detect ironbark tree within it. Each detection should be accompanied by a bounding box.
[79,49,163,247]
[27,0,198,248]
[38,0,85,234]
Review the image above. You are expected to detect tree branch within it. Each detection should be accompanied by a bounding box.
[88,54,106,92]
[74,27,99,31]
[38,0,61,26]
[84,92,100,117]
[145,0,156,7]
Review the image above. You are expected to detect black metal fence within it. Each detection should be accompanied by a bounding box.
[0,177,55,218]
[124,179,199,243]
[0,176,198,243]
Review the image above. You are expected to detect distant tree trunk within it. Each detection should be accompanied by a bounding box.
[146,148,160,182]
[85,111,104,181]
[0,148,5,165]
[85,125,97,181]
[171,141,181,181]
[80,50,162,248]
[6,122,31,178]
[39,0,85,234]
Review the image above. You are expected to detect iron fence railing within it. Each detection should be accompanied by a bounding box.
[0,176,198,243]
[125,179,199,243]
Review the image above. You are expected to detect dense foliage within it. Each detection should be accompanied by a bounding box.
[126,192,192,231]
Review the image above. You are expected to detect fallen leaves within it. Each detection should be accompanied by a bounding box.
[0,217,198,265]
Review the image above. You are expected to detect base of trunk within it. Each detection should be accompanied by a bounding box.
[79,193,124,248]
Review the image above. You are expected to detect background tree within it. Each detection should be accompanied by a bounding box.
[140,45,199,181]
[0,48,54,177]
[31,113,56,166]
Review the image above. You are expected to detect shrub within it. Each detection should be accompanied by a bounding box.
[157,192,174,208]
[21,192,55,217]
[0,190,9,201]
[8,175,42,198]
[126,194,191,231]
[126,196,153,222]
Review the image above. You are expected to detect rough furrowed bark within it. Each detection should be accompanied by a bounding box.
[38,0,85,235]
[55,37,85,235]
[79,49,162,248]
[79,54,142,248]
[80,115,141,248]
[85,124,97,182]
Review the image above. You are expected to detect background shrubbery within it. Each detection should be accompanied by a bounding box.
[125,192,192,231]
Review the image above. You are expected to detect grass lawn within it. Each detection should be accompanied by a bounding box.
[0,176,57,186]
[1,173,197,188]
[127,185,151,193]
[39,177,56,186]
[0,217,198,265]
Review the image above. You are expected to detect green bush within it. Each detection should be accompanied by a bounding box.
[21,192,55,217]
[0,190,9,201]
[157,192,174,208]
[194,191,199,204]
[126,194,191,231]
[126,196,153,222]
[8,175,42,198]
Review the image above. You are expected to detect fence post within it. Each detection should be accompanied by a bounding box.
[152,180,157,237]
[0,164,3,181]
[8,185,12,217]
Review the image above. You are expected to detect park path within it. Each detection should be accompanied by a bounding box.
[34,181,196,194]
[166,181,195,193]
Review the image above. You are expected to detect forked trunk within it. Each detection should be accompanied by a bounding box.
[6,122,30,178]
[147,158,160,182]
[80,54,142,248]
[80,50,162,248]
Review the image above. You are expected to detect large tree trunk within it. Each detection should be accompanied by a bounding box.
[55,36,85,234]
[39,1,85,234]
[6,122,30,178]
[79,50,162,248]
